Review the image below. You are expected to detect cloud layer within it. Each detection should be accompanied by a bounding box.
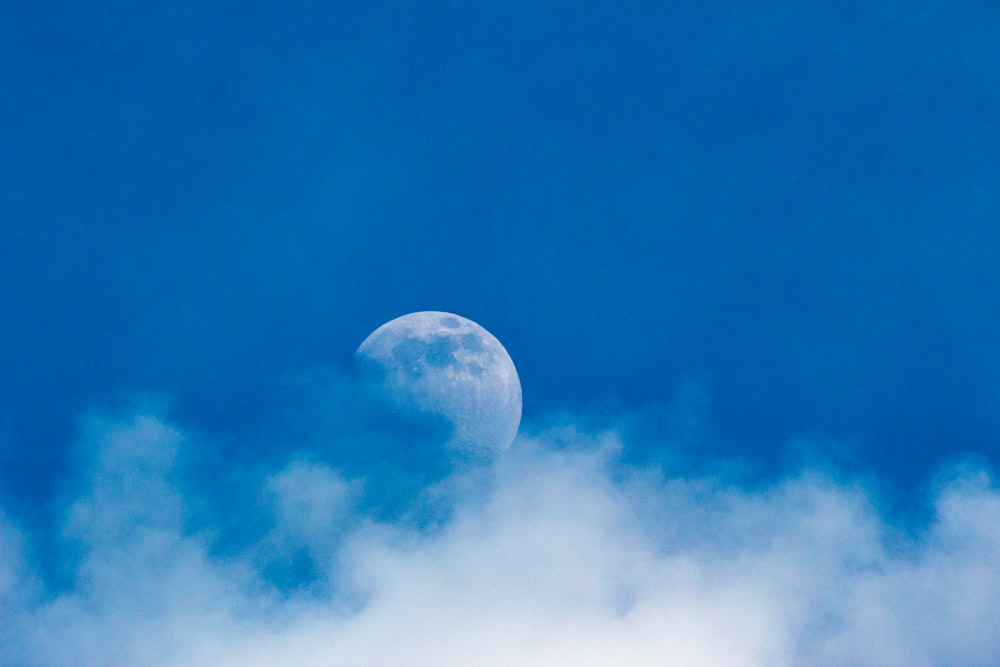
[2,406,1000,666]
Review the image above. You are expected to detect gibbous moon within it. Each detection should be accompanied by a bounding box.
[355,311,522,455]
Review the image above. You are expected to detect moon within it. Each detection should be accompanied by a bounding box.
[355,311,522,455]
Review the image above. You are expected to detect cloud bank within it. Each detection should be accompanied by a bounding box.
[2,404,999,666]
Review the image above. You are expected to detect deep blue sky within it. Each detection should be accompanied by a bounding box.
[3,2,1000,500]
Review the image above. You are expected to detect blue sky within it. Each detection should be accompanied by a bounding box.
[3,3,1000,664]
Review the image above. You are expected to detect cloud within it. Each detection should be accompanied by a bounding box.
[2,406,1000,666]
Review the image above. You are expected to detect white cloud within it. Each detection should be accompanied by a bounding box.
[2,407,999,666]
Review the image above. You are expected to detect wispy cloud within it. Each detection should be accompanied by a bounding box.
[2,406,999,666]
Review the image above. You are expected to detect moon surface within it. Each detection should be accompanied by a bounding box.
[355,311,522,455]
